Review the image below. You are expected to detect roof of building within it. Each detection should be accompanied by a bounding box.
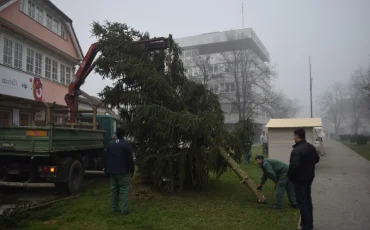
[175,28,270,61]
[42,0,83,60]
[79,90,120,119]
[0,0,84,61]
[266,118,322,128]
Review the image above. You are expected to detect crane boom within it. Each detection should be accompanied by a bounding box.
[65,36,171,123]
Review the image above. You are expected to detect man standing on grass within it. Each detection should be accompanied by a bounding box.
[288,128,320,230]
[260,131,268,155]
[255,155,298,209]
[105,127,135,215]
[245,136,254,164]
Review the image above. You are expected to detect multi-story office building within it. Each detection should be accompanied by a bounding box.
[176,28,271,139]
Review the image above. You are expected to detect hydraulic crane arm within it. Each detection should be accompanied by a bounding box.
[65,36,171,123]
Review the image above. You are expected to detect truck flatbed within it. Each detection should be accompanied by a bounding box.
[0,126,105,155]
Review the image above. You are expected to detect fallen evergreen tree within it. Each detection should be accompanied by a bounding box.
[92,21,255,192]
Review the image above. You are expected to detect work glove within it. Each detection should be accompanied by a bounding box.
[274,181,278,190]
[256,184,263,191]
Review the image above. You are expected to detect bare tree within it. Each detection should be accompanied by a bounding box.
[218,30,275,121]
[267,90,302,118]
[347,66,370,133]
[190,54,212,87]
[348,69,364,134]
[319,82,347,135]
[182,50,213,87]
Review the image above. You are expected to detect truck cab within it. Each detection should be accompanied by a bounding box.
[80,114,120,147]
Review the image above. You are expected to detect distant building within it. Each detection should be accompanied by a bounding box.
[175,28,271,140]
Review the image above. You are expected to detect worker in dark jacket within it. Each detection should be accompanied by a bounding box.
[255,155,298,209]
[105,127,135,215]
[288,128,320,230]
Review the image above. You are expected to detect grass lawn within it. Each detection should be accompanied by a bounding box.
[15,146,299,230]
[343,142,370,161]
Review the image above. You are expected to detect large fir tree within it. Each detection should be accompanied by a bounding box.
[92,21,254,192]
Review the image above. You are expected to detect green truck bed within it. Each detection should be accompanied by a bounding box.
[0,126,105,155]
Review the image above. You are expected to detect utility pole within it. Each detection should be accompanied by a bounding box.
[309,56,313,118]
[242,1,244,29]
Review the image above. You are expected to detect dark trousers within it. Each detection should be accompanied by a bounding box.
[110,174,130,213]
[262,143,268,155]
[245,151,252,163]
[294,184,313,230]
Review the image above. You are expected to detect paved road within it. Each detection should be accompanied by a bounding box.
[312,140,370,230]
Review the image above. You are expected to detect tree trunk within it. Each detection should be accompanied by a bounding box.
[218,147,267,203]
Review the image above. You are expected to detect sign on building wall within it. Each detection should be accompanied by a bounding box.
[0,66,43,101]
[0,66,68,106]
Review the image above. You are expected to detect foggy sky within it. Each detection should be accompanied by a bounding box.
[51,0,370,118]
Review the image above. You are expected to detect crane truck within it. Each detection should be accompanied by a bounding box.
[0,37,170,194]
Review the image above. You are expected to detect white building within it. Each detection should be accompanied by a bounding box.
[266,118,322,163]
[175,28,271,140]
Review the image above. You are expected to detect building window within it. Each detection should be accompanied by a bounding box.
[52,60,58,81]
[214,64,219,73]
[35,53,42,76]
[52,19,59,33]
[210,84,219,94]
[14,43,23,69]
[183,49,199,58]
[60,64,65,84]
[45,57,51,79]
[46,14,52,30]
[225,83,230,92]
[36,6,43,23]
[184,50,192,58]
[231,104,238,113]
[191,49,199,57]
[0,110,11,126]
[27,1,36,19]
[20,0,25,12]
[224,64,230,72]
[20,112,30,126]
[66,67,71,84]
[26,48,34,73]
[61,26,66,39]
[208,64,219,74]
[219,83,225,93]
[3,38,13,66]
[230,83,236,92]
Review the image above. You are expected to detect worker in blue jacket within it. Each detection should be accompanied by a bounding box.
[105,127,135,215]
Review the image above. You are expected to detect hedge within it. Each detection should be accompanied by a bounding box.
[340,134,368,145]
[356,135,368,145]
[339,134,351,141]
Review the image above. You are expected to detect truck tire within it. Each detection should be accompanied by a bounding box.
[55,160,84,195]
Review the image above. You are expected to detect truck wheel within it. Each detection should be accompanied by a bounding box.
[56,160,84,195]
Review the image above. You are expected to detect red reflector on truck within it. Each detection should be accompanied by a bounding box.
[39,166,56,173]
[26,130,48,137]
